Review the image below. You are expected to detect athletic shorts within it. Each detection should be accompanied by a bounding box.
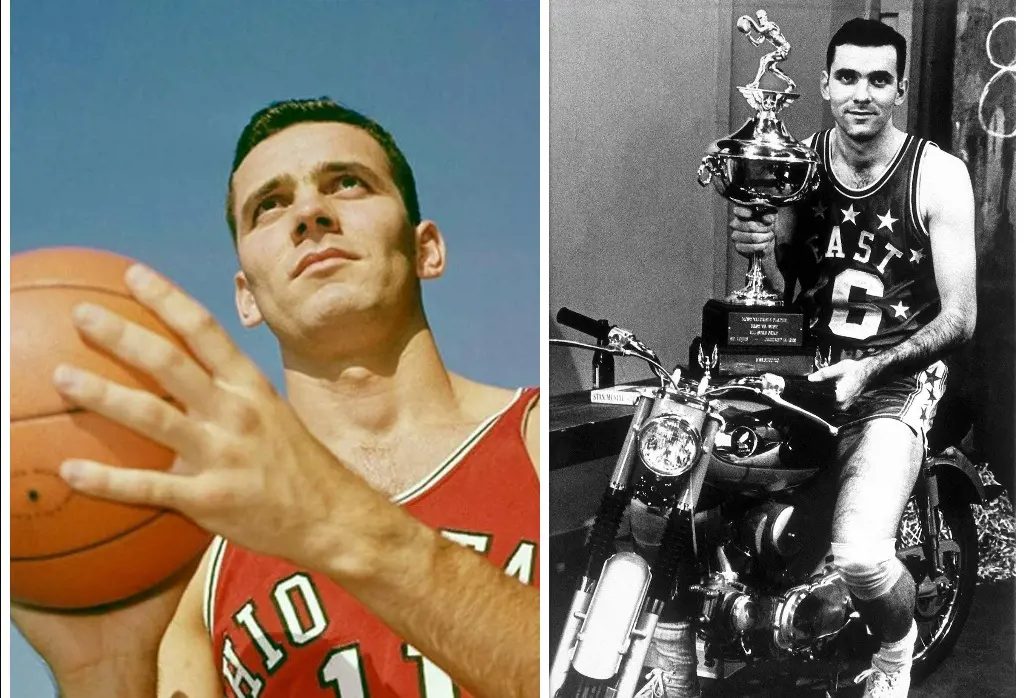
[829,349,949,439]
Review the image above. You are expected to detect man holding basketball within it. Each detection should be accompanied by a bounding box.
[12,99,540,698]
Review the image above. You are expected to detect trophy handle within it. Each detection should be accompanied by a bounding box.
[697,155,723,187]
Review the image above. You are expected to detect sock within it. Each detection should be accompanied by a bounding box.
[872,621,918,674]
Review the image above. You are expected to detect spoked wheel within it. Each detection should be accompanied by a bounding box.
[896,498,978,683]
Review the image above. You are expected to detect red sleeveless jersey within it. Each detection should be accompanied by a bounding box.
[792,129,940,353]
[203,388,539,698]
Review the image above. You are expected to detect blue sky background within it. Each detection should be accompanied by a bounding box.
[9,1,540,692]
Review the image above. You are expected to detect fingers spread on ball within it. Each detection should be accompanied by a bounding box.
[123,265,262,386]
[53,364,203,458]
[59,458,188,510]
[69,303,214,409]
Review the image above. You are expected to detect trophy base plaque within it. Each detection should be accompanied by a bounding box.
[697,299,814,377]
[716,349,816,377]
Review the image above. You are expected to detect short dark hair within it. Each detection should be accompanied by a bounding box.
[225,97,421,240]
[826,18,907,82]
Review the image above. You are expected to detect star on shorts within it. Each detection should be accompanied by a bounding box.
[890,301,910,319]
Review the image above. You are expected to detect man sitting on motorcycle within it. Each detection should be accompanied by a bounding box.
[729,18,976,698]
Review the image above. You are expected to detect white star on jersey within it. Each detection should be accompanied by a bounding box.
[910,248,926,264]
[813,201,827,219]
[877,209,899,232]
[891,301,910,319]
[841,204,859,224]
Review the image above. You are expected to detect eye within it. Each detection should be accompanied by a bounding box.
[330,174,369,194]
[253,196,283,222]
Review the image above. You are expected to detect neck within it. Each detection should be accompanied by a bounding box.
[280,322,458,450]
[831,121,905,170]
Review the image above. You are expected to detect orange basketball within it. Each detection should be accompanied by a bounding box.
[11,247,212,609]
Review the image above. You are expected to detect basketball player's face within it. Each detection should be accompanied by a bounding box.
[821,44,907,141]
[229,122,444,346]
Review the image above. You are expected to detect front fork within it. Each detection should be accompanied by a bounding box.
[550,398,722,697]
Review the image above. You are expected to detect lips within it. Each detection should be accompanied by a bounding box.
[292,248,360,277]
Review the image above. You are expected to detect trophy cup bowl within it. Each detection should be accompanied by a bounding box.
[698,89,821,306]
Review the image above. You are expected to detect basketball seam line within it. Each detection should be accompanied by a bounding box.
[12,509,168,562]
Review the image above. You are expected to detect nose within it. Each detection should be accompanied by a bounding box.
[852,78,871,103]
[293,190,339,239]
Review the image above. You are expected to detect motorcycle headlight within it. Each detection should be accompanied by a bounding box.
[637,415,702,477]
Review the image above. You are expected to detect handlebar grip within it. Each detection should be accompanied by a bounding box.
[555,307,611,341]
[780,377,837,416]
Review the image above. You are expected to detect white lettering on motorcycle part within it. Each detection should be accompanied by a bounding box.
[273,573,329,646]
[222,635,264,697]
[234,600,286,673]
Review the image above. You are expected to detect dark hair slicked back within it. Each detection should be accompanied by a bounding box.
[827,18,907,82]
[225,97,421,240]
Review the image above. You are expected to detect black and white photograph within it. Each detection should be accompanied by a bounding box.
[549,1,1015,696]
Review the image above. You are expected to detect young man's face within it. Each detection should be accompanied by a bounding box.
[821,43,906,142]
[229,122,443,344]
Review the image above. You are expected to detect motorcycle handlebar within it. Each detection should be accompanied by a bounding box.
[556,307,611,342]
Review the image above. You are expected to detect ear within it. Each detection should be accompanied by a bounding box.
[894,77,908,106]
[413,220,446,280]
[234,270,265,328]
[819,69,830,100]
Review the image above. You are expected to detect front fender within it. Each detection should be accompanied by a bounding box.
[929,446,986,507]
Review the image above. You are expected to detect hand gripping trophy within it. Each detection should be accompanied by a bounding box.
[696,10,822,376]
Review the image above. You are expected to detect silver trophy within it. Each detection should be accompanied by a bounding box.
[698,10,821,306]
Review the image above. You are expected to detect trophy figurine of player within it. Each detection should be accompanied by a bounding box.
[695,10,821,376]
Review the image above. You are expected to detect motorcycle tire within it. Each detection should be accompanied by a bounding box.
[895,499,979,684]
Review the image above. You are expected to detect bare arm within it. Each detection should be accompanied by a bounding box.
[157,545,222,698]
[861,148,976,377]
[314,504,539,698]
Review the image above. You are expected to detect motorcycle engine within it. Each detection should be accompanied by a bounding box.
[695,567,854,656]
[770,568,853,653]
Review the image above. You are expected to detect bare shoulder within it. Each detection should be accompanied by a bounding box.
[450,374,540,472]
[919,145,974,228]
[449,374,521,420]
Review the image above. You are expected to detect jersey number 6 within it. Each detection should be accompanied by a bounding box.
[828,268,884,340]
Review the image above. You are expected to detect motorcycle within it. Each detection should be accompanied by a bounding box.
[550,307,994,696]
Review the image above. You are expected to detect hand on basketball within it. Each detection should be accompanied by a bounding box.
[53,264,370,569]
[807,358,876,411]
[729,204,777,258]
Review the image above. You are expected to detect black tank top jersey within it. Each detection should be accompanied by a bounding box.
[791,129,939,353]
